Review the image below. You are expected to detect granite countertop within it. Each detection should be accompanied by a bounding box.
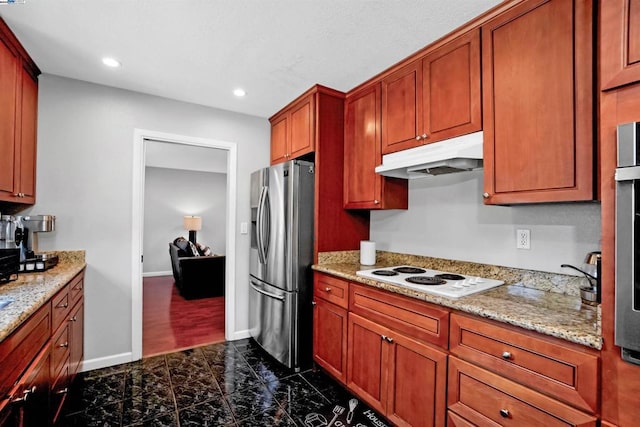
[313,251,602,350]
[0,251,86,343]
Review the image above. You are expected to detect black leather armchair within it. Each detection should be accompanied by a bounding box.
[169,242,225,299]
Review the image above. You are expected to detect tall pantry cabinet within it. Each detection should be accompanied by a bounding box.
[0,18,39,206]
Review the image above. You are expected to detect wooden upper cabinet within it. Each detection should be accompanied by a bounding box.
[344,83,408,210]
[0,36,19,200]
[269,93,315,164]
[0,18,39,205]
[381,28,481,155]
[381,61,422,154]
[422,28,481,143]
[482,0,594,204]
[601,0,640,90]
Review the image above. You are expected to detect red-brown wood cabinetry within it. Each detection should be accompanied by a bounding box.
[269,93,315,164]
[344,83,407,209]
[312,273,349,383]
[0,18,39,205]
[482,0,594,204]
[601,0,640,90]
[347,312,447,427]
[381,29,481,155]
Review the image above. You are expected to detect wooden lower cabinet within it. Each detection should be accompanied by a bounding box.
[0,270,85,426]
[448,357,597,427]
[347,312,447,427]
[313,298,348,383]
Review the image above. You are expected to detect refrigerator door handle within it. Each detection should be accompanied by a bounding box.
[262,187,271,260]
[250,280,285,302]
[256,186,267,264]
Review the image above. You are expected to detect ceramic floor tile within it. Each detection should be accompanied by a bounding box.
[224,383,281,421]
[126,411,179,427]
[235,405,297,427]
[178,399,236,426]
[60,401,123,427]
[65,372,127,413]
[121,395,175,426]
[171,378,223,409]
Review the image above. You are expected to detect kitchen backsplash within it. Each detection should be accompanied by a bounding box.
[317,250,587,297]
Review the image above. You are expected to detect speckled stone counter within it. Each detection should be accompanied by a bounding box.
[314,251,602,350]
[0,250,86,342]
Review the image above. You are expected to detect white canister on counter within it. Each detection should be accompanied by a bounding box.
[360,240,376,265]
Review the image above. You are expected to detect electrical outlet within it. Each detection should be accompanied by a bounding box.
[240,222,248,234]
[516,229,531,249]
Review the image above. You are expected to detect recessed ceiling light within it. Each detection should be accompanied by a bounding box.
[102,57,121,68]
[233,88,246,97]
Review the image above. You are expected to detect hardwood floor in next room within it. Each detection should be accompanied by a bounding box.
[143,275,225,357]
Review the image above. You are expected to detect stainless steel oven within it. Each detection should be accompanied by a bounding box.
[615,122,640,365]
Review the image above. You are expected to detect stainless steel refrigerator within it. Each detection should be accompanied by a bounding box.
[249,159,315,371]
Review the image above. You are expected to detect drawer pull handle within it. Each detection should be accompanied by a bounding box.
[57,302,69,309]
[385,336,394,343]
[70,316,77,322]
[502,351,512,360]
[312,301,317,306]
[325,287,332,292]
[499,409,510,418]
[12,386,36,403]
[56,388,69,395]
[59,342,69,348]
[381,335,387,341]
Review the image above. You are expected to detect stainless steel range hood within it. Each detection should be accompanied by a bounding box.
[375,131,483,179]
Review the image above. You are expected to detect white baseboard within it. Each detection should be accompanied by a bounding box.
[230,329,251,341]
[80,352,134,373]
[142,271,173,278]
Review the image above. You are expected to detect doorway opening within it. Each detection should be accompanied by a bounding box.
[131,129,238,361]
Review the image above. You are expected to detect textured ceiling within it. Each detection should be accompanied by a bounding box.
[0,0,502,118]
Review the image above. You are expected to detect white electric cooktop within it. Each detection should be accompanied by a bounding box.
[356,265,504,299]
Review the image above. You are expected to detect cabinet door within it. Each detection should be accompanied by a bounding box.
[17,66,37,203]
[0,36,18,199]
[344,83,408,210]
[270,113,288,164]
[69,301,84,377]
[386,332,447,427]
[482,0,593,204]
[601,0,640,90]
[381,61,422,154]
[289,94,315,159]
[422,28,481,143]
[347,313,388,414]
[313,299,348,383]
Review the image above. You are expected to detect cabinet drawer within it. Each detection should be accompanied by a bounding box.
[50,359,70,424]
[448,357,597,427]
[51,323,70,377]
[450,313,599,413]
[314,273,349,309]
[350,283,449,348]
[51,286,71,332]
[68,271,84,307]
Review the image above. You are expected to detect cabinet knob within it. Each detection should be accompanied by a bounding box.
[415,135,422,141]
[70,316,77,322]
[483,192,490,199]
[502,351,512,360]
[312,301,316,306]
[385,336,394,343]
[59,342,69,348]
[381,334,387,341]
[374,200,380,205]
[325,287,331,292]
[499,409,510,418]
[421,134,428,139]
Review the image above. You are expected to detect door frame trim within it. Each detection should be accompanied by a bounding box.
[131,128,238,361]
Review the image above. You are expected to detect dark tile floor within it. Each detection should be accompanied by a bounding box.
[59,339,381,426]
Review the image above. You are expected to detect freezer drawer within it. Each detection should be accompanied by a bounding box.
[249,277,297,368]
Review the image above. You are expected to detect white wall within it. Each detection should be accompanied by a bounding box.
[27,74,270,365]
[370,170,601,274]
[143,166,227,274]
